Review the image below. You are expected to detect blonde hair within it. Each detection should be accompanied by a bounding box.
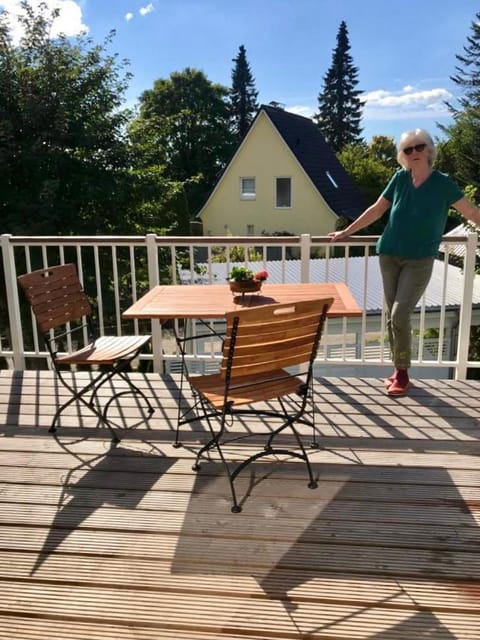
[397,128,437,168]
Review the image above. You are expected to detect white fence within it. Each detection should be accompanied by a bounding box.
[1,232,479,379]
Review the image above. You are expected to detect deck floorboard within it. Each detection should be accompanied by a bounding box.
[0,370,479,639]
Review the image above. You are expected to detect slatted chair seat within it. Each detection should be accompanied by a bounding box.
[18,263,154,442]
[55,335,151,366]
[176,297,333,513]
[191,369,304,406]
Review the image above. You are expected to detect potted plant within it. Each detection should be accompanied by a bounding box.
[228,267,268,295]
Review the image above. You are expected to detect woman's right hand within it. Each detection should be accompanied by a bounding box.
[328,230,348,242]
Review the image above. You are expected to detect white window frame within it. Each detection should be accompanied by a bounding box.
[275,177,292,208]
[240,177,256,200]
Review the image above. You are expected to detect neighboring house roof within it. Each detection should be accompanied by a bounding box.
[179,256,480,314]
[440,223,480,259]
[260,105,367,220]
[197,104,367,221]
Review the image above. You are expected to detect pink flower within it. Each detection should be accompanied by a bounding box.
[254,269,268,281]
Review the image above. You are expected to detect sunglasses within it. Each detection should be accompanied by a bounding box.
[402,143,427,155]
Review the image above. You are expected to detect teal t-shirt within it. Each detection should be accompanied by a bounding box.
[376,169,464,258]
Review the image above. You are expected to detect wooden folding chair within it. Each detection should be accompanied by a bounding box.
[17,264,154,442]
[176,297,333,512]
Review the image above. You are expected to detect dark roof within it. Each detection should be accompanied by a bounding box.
[261,104,367,220]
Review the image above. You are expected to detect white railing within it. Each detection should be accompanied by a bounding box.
[1,232,479,379]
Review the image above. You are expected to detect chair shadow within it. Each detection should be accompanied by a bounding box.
[31,441,176,574]
[171,460,479,637]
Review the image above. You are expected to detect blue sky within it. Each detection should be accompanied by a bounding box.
[1,0,478,143]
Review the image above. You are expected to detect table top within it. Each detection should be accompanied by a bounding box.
[123,282,362,321]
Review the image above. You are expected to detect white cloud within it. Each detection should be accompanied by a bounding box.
[286,105,315,119]
[285,85,453,124]
[125,12,134,21]
[139,3,154,16]
[361,86,453,120]
[0,0,87,44]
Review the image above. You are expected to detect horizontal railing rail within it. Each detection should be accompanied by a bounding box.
[1,232,479,379]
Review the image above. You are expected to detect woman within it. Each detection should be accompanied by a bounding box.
[329,129,480,396]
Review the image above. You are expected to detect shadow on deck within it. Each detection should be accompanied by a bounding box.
[0,370,479,639]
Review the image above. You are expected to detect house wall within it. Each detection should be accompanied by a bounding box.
[200,112,338,236]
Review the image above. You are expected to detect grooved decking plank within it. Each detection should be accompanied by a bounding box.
[0,487,479,529]
[0,521,478,580]
[1,551,479,613]
[0,371,479,639]
[1,580,480,639]
[0,618,269,640]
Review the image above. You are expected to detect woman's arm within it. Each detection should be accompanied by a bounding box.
[329,195,391,242]
[452,196,480,227]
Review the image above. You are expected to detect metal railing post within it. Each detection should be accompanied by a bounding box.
[146,234,163,373]
[455,232,477,380]
[1,234,25,369]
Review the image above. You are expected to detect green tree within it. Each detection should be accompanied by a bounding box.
[338,140,394,211]
[439,12,480,191]
[439,108,480,191]
[230,45,259,140]
[130,68,235,222]
[0,1,134,235]
[369,135,397,171]
[447,11,480,115]
[314,21,363,152]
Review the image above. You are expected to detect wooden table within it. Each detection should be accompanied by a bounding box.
[123,282,362,321]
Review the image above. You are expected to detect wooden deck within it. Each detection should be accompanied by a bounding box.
[0,369,479,639]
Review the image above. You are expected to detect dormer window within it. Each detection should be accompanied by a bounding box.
[240,177,256,199]
[326,171,339,188]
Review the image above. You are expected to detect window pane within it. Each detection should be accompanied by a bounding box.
[276,178,291,207]
[241,177,256,198]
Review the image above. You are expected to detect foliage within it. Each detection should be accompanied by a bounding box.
[447,11,480,116]
[228,266,255,282]
[227,266,267,282]
[439,12,480,192]
[0,1,135,235]
[369,135,398,171]
[126,144,196,235]
[468,326,480,378]
[230,45,259,140]
[437,108,480,191]
[211,246,262,262]
[129,68,236,220]
[338,140,393,214]
[314,21,363,152]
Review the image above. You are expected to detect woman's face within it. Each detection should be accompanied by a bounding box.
[400,139,430,168]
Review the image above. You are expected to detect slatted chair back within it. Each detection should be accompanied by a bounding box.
[17,263,92,336]
[222,297,334,381]
[17,263,154,442]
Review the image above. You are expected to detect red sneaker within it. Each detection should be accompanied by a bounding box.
[384,374,395,388]
[387,379,411,396]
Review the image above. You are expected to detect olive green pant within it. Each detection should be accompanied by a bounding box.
[379,254,435,369]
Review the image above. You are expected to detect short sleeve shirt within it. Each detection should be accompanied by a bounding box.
[376,169,464,258]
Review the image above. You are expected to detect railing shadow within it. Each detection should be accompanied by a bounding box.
[313,376,480,445]
[30,441,176,574]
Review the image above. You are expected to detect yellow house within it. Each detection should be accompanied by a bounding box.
[198,104,366,236]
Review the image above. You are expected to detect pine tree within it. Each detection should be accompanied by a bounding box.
[230,45,259,140]
[314,21,363,152]
[440,12,480,190]
[448,11,480,115]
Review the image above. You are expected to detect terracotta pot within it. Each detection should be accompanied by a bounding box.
[229,279,262,294]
